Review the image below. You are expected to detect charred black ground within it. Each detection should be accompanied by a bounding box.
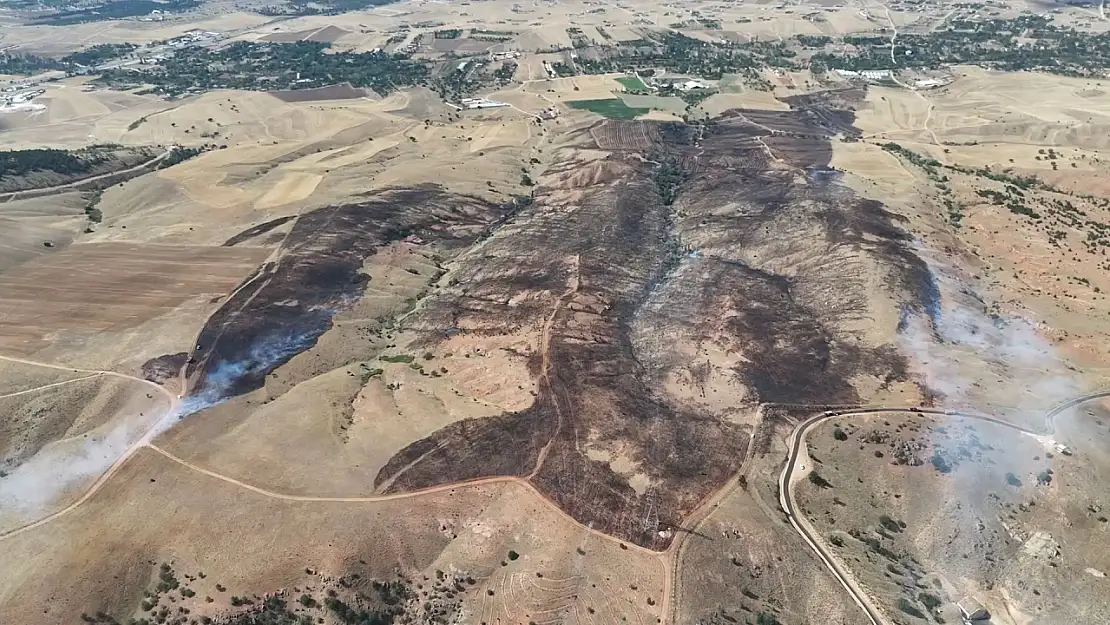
[181,185,508,401]
[221,215,297,247]
[375,90,933,549]
[154,89,936,550]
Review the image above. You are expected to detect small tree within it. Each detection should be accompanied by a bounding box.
[808,471,832,489]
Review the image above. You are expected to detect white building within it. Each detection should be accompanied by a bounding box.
[833,68,891,81]
[675,80,709,91]
[957,597,991,622]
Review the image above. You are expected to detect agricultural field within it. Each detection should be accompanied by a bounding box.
[615,75,649,92]
[1,1,1110,625]
[567,98,651,120]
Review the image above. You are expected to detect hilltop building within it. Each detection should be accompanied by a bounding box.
[957,597,991,622]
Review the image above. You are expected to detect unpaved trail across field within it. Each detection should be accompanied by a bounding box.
[0,373,101,400]
[777,394,1110,625]
[0,353,179,541]
[5,334,1108,625]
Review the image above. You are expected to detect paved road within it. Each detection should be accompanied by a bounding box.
[0,149,173,203]
[777,394,1110,625]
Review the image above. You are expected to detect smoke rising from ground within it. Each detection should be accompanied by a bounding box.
[894,248,1091,621]
[0,331,317,517]
[898,253,1080,418]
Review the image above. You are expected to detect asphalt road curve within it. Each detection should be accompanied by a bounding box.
[777,393,1110,625]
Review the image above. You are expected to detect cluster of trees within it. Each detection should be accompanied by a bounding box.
[157,146,204,169]
[62,43,138,67]
[97,41,429,96]
[534,15,1110,86]
[814,15,1110,76]
[0,52,66,75]
[29,0,200,25]
[0,148,92,178]
[256,0,399,16]
[1,44,140,75]
[575,31,797,80]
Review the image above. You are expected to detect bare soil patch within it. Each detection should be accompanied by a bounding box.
[269,83,370,103]
[0,243,268,355]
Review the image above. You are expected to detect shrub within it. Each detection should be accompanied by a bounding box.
[878,515,903,533]
[918,592,942,611]
[930,453,952,473]
[1006,472,1022,487]
[808,471,832,489]
[897,598,926,619]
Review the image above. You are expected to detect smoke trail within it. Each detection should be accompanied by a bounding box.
[898,250,1079,417]
[0,330,319,516]
[893,247,1089,622]
[184,328,320,410]
[0,417,149,513]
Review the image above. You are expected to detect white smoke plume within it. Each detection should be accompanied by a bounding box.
[898,251,1080,419]
[0,331,318,517]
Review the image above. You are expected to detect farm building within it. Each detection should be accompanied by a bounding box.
[957,597,991,622]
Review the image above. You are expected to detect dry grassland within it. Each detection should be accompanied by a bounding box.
[0,447,665,625]
[830,68,1110,416]
[0,359,87,394]
[0,194,85,272]
[0,375,169,532]
[674,454,859,625]
[1,86,541,252]
[795,410,1110,625]
[0,11,268,56]
[154,357,511,498]
[521,75,627,102]
[855,67,1110,149]
[4,3,1110,623]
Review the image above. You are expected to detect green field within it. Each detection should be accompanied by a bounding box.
[567,98,651,120]
[615,75,648,91]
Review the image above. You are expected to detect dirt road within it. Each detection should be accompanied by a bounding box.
[4,342,1109,625]
[0,148,173,203]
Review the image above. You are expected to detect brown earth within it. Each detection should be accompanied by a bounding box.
[371,92,939,551]
[2,18,1110,620]
[0,243,268,357]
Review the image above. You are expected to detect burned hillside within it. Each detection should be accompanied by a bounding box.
[181,185,509,402]
[374,95,934,550]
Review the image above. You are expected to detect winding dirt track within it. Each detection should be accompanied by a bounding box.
[0,353,179,542]
[2,344,1108,625]
[0,373,101,400]
[777,395,1110,625]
